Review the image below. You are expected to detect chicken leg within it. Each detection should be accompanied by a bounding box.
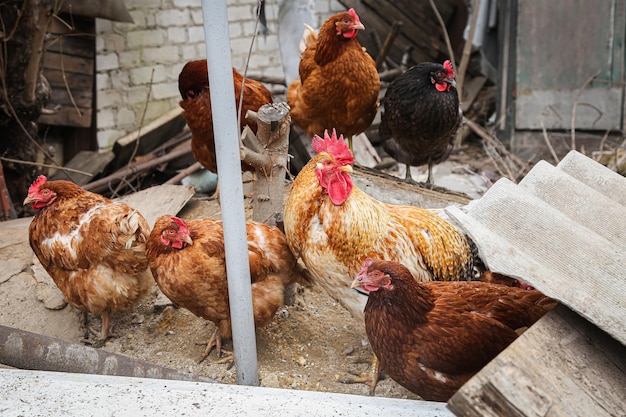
[81,311,113,348]
[197,327,233,365]
[337,354,381,396]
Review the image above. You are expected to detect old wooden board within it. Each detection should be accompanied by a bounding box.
[448,305,626,417]
[39,16,95,129]
[352,165,471,208]
[116,184,195,228]
[111,107,186,171]
[339,0,458,65]
[50,150,115,185]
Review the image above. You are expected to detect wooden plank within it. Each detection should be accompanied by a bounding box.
[49,151,114,185]
[43,52,94,75]
[47,85,92,108]
[352,165,471,208]
[46,36,95,59]
[44,70,92,91]
[340,0,459,66]
[111,107,186,171]
[448,305,626,417]
[38,107,92,128]
[116,184,195,228]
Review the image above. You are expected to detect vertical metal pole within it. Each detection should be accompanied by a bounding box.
[200,0,259,386]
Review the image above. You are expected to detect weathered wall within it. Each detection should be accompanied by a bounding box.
[95,0,344,151]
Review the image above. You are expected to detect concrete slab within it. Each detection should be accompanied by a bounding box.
[0,369,453,417]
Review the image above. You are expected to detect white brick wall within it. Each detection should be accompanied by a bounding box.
[95,0,345,151]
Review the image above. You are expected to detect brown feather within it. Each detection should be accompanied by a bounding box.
[178,60,273,173]
[146,216,303,345]
[25,178,153,341]
[356,259,557,401]
[287,9,380,139]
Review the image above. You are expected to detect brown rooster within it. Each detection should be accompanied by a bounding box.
[287,8,380,151]
[178,59,273,174]
[283,129,479,393]
[352,258,557,401]
[146,215,306,363]
[23,176,153,347]
[379,60,461,185]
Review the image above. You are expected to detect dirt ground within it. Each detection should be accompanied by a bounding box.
[0,141,500,402]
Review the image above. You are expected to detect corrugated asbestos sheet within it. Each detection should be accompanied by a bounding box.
[446,150,626,346]
[446,150,625,417]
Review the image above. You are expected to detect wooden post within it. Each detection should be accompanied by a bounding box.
[243,102,291,226]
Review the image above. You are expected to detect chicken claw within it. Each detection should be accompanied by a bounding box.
[81,312,114,348]
[337,354,380,396]
[196,327,233,365]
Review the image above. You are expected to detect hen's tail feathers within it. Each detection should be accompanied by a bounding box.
[299,23,317,53]
[467,236,486,280]
[295,262,314,287]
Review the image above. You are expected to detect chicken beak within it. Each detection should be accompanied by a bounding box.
[183,235,193,245]
[23,195,34,205]
[353,23,365,31]
[446,78,457,87]
[350,277,363,289]
[341,165,353,174]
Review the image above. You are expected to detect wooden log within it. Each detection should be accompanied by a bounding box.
[245,102,291,226]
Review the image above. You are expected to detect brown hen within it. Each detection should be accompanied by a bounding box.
[287,8,380,151]
[24,175,153,346]
[146,215,305,362]
[178,60,273,174]
[352,258,557,401]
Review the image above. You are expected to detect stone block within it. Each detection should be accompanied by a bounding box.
[156,9,190,27]
[188,26,205,43]
[167,27,187,44]
[127,29,166,48]
[96,53,119,71]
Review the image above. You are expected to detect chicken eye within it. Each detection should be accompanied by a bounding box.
[436,71,444,78]
[42,189,49,196]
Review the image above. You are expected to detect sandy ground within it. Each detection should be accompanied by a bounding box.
[0,194,420,401]
[0,142,498,401]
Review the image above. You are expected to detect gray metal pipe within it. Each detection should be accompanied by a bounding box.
[200,0,259,386]
[0,325,214,383]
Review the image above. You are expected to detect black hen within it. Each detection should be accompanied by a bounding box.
[379,60,461,185]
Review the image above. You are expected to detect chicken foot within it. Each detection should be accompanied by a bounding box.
[196,327,233,365]
[81,312,114,348]
[337,354,381,396]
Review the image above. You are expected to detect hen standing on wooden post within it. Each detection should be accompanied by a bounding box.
[379,60,462,186]
[23,176,153,347]
[283,129,480,394]
[287,8,380,153]
[146,215,308,364]
[178,60,273,181]
[352,258,557,401]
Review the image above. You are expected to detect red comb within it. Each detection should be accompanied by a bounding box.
[28,175,47,196]
[443,60,455,78]
[311,129,354,165]
[171,216,188,232]
[348,8,361,24]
